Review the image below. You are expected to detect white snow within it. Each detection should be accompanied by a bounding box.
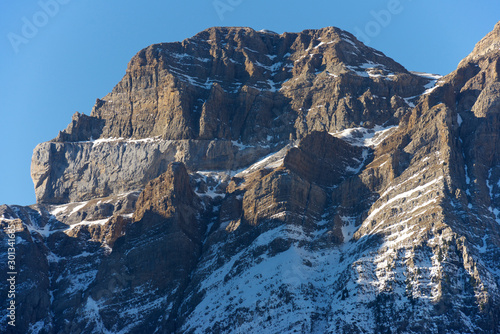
[486,169,500,224]
[235,146,289,177]
[365,176,444,231]
[166,66,217,89]
[340,216,358,242]
[69,202,88,216]
[119,294,171,319]
[406,198,439,215]
[411,72,443,80]
[50,204,70,216]
[28,321,45,334]
[26,222,59,238]
[346,149,369,174]
[47,252,64,263]
[330,125,398,147]
[346,61,392,79]
[403,95,419,108]
[231,140,253,150]
[314,42,326,49]
[423,82,440,95]
[194,171,231,199]
[169,52,211,63]
[76,136,163,146]
[92,137,125,146]
[15,235,26,245]
[379,167,430,199]
[343,38,358,48]
[127,136,163,144]
[254,60,274,72]
[408,72,444,96]
[66,270,98,294]
[195,188,225,199]
[477,234,488,253]
[65,218,110,232]
[465,164,471,185]
[184,224,346,333]
[267,79,278,92]
[83,297,111,334]
[386,73,396,81]
[243,47,259,53]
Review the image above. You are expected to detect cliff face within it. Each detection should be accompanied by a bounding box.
[1,24,500,334]
[31,26,430,205]
[83,26,423,141]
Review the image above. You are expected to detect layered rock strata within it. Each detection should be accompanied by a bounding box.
[1,24,500,334]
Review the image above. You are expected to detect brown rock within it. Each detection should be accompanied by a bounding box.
[284,131,365,186]
[88,162,202,333]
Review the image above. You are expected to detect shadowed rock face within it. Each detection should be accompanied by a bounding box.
[2,24,500,333]
[87,162,203,334]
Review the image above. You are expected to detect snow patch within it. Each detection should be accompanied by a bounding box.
[235,146,289,177]
[366,176,444,232]
[346,61,393,79]
[84,297,111,334]
[69,202,88,216]
[346,149,369,174]
[76,136,163,146]
[231,140,254,150]
[340,216,358,242]
[28,321,46,334]
[330,125,398,147]
[169,52,211,63]
[65,218,110,232]
[26,222,58,238]
[411,72,443,80]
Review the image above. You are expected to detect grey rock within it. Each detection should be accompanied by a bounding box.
[31,138,273,204]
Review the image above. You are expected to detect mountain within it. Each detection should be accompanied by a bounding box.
[1,24,500,333]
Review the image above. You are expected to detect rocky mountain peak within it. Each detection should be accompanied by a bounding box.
[462,21,500,63]
[2,22,500,333]
[31,25,437,205]
[54,26,430,144]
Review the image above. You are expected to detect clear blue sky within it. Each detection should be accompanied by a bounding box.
[1,0,499,206]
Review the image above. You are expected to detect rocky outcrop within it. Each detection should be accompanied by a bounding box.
[284,131,365,186]
[31,138,272,204]
[0,208,51,334]
[52,112,104,142]
[84,162,203,333]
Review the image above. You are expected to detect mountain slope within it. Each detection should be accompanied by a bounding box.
[1,24,500,334]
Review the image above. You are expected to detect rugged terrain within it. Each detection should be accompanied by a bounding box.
[1,23,500,333]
